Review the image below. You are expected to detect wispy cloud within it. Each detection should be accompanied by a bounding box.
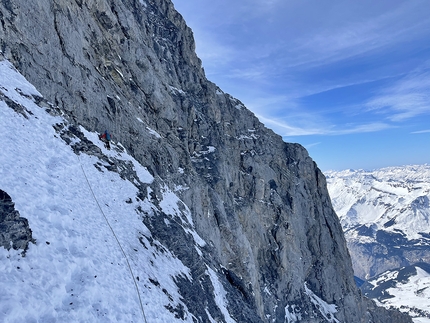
[227,67,267,82]
[334,122,392,135]
[366,66,430,121]
[412,129,430,134]
[288,8,429,69]
[304,142,321,149]
[257,114,391,137]
[241,1,430,75]
[256,115,321,136]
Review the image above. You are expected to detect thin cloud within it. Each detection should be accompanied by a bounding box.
[242,1,430,73]
[227,67,266,81]
[366,66,430,121]
[290,74,401,102]
[293,2,430,67]
[334,122,392,135]
[412,129,430,134]
[194,1,430,106]
[257,114,391,137]
[304,142,322,149]
[257,115,321,136]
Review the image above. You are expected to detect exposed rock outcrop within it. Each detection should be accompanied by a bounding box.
[0,189,35,254]
[0,0,412,322]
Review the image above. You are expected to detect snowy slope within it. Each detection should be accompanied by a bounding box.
[0,60,233,322]
[361,264,430,323]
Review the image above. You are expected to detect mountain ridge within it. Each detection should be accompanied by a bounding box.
[326,164,430,280]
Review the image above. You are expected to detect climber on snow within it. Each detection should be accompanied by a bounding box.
[99,130,111,149]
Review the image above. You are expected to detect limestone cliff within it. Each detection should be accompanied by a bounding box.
[0,0,411,322]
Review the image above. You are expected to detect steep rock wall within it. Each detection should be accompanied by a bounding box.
[0,0,411,322]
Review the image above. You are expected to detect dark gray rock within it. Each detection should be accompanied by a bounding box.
[0,0,412,322]
[0,189,35,254]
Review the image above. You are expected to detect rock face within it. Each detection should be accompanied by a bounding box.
[0,1,412,322]
[0,189,35,253]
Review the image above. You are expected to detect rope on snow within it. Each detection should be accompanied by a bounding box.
[77,154,148,323]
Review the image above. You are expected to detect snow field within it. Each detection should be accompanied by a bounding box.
[369,267,430,323]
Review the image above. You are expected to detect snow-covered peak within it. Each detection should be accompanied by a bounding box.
[326,165,430,240]
[326,165,430,322]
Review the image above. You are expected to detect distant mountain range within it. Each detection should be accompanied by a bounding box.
[326,165,430,279]
[326,165,430,322]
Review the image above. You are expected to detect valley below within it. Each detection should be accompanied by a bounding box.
[326,165,430,322]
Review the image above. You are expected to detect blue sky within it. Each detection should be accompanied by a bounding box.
[172,0,430,171]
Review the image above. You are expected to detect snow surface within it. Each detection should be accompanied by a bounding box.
[0,60,203,322]
[169,85,185,95]
[145,126,162,138]
[366,266,430,323]
[304,284,340,323]
[206,267,236,323]
[283,285,340,323]
[284,305,302,323]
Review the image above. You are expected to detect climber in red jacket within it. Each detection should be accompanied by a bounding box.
[99,130,111,149]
